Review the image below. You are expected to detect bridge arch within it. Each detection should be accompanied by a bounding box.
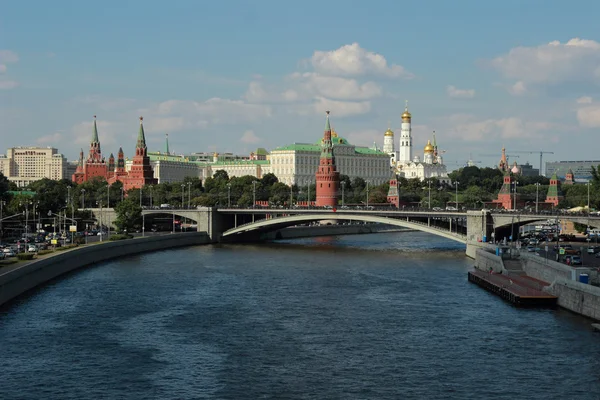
[222,213,467,244]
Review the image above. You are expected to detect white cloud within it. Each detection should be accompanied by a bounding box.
[0,50,19,89]
[37,132,64,145]
[240,130,261,144]
[489,38,600,92]
[445,114,556,142]
[447,85,475,99]
[508,81,527,95]
[0,80,19,90]
[577,96,593,104]
[310,43,413,78]
[290,72,382,100]
[154,98,272,126]
[309,97,371,118]
[577,105,600,127]
[0,50,19,64]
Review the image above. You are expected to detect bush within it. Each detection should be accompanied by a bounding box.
[17,253,35,261]
[37,249,54,255]
[109,234,133,241]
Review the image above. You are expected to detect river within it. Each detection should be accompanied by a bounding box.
[1,231,599,399]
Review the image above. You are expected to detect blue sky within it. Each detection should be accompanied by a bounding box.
[2,0,600,171]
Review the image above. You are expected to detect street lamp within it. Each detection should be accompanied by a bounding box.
[534,182,541,213]
[81,189,86,209]
[428,180,432,209]
[513,181,519,210]
[587,182,591,215]
[187,182,191,209]
[181,184,185,208]
[341,181,346,207]
[149,185,153,208]
[454,181,459,209]
[366,181,370,208]
[307,181,311,207]
[227,183,231,207]
[289,185,293,207]
[252,181,257,208]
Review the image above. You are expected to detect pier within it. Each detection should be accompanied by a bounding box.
[468,269,557,307]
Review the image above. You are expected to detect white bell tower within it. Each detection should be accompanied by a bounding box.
[398,100,412,164]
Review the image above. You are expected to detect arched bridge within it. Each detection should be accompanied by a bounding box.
[222,212,467,244]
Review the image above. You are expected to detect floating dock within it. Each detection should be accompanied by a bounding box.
[468,269,558,307]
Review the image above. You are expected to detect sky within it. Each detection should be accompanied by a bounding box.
[2,0,600,172]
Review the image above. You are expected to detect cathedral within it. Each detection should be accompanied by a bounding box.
[385,102,450,183]
[72,116,157,190]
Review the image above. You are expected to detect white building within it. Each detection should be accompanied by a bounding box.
[393,105,450,183]
[0,147,68,187]
[270,130,390,186]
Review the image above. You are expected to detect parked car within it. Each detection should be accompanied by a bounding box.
[571,256,582,265]
[526,245,536,252]
[587,246,599,254]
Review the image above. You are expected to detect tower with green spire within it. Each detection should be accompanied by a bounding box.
[121,116,157,191]
[165,134,170,155]
[88,115,103,162]
[545,172,563,206]
[315,111,340,207]
[74,115,108,183]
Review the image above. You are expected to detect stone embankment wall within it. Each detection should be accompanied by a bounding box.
[546,278,600,321]
[519,252,592,283]
[473,249,504,273]
[262,224,409,240]
[0,232,210,307]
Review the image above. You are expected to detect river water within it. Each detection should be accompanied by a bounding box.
[1,232,600,399]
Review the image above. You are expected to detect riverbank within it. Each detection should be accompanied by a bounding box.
[0,232,210,307]
[474,247,600,322]
[262,223,410,240]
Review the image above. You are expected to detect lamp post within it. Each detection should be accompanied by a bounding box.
[181,184,185,208]
[81,189,86,209]
[587,182,591,215]
[289,185,293,208]
[24,202,29,251]
[252,181,257,208]
[140,186,143,208]
[366,181,370,208]
[428,180,432,209]
[227,183,231,207]
[67,186,71,212]
[307,181,311,207]
[454,181,459,209]
[341,181,346,207]
[513,181,519,210]
[535,182,540,213]
[187,182,191,209]
[149,186,153,208]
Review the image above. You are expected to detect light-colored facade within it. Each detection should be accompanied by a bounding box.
[270,132,390,186]
[0,147,68,187]
[393,105,450,183]
[545,160,600,180]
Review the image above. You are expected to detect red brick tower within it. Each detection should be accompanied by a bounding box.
[315,111,340,207]
[122,117,157,191]
[492,172,516,209]
[108,153,115,175]
[82,115,108,180]
[564,168,575,185]
[387,171,400,208]
[545,172,563,206]
[72,148,85,184]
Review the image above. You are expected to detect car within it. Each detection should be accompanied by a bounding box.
[571,256,582,265]
[526,246,536,252]
[445,206,457,211]
[587,246,599,254]
[0,252,5,260]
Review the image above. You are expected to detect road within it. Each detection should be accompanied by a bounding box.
[528,241,600,269]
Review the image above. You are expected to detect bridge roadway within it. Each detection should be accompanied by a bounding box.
[88,207,600,258]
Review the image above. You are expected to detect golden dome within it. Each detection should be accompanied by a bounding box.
[402,110,412,119]
[424,140,434,153]
[384,128,394,137]
[213,152,219,157]
[331,130,338,138]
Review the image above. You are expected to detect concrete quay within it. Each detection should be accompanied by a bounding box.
[474,247,600,322]
[262,223,409,240]
[0,232,210,307]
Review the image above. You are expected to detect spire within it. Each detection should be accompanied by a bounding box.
[432,131,437,147]
[118,146,123,155]
[91,115,99,143]
[165,133,170,155]
[325,110,331,132]
[137,116,147,149]
[405,100,408,111]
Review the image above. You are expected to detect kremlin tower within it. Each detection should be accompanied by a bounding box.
[315,111,340,207]
[545,172,563,206]
[398,101,412,164]
[386,171,400,208]
[71,116,108,182]
[383,123,396,166]
[120,117,158,191]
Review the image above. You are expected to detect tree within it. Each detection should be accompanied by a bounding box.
[261,173,278,187]
[0,172,9,199]
[114,198,142,233]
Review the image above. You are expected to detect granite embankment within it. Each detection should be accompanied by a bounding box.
[474,248,600,321]
[0,232,210,307]
[262,224,410,240]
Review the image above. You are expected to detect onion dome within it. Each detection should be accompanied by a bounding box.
[424,140,434,153]
[511,162,520,174]
[384,128,394,137]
